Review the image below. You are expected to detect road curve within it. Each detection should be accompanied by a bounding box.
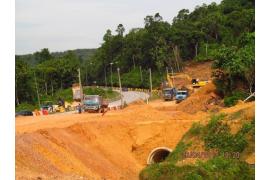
[108,91,150,108]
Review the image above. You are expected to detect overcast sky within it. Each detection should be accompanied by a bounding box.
[16,0,221,55]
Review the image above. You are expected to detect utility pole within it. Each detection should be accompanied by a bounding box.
[149,68,152,96]
[166,67,169,76]
[78,68,83,104]
[34,71,41,109]
[139,66,143,83]
[171,67,174,87]
[117,68,123,108]
[110,62,113,89]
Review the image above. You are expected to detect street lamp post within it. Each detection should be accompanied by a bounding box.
[171,67,174,87]
[117,67,123,108]
[78,68,84,104]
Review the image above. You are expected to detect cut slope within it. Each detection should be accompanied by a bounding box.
[16,103,199,179]
[140,101,255,180]
[177,82,221,114]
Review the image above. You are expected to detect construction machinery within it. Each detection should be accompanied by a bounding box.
[83,95,108,113]
[40,101,54,113]
[162,88,176,101]
[175,90,188,103]
[72,83,81,101]
[191,79,209,88]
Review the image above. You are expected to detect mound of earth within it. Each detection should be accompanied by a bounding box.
[177,82,221,114]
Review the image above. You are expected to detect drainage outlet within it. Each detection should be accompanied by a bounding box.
[147,147,172,165]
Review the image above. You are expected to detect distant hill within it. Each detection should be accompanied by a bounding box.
[15,48,97,66]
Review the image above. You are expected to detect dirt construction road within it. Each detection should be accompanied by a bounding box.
[16,99,205,180]
[15,83,222,179]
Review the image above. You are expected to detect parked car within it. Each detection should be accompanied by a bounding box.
[41,101,54,113]
[175,90,188,103]
[15,110,33,117]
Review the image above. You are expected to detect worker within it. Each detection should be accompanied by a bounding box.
[77,103,82,114]
[34,109,40,116]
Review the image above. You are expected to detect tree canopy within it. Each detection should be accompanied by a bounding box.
[15,0,255,106]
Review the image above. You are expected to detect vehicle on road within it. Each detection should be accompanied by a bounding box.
[41,101,54,113]
[163,88,176,101]
[83,95,108,113]
[175,90,188,103]
[72,83,81,101]
[15,110,33,117]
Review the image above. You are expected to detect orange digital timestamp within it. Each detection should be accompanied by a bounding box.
[182,151,240,159]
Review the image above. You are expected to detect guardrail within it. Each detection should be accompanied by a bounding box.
[87,85,162,95]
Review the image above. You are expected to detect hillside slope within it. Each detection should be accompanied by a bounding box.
[140,101,255,180]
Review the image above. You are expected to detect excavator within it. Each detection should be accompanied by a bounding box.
[191,79,208,88]
[162,73,209,101]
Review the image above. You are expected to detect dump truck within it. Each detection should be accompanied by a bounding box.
[83,95,108,113]
[175,90,188,103]
[72,83,82,101]
[162,88,176,101]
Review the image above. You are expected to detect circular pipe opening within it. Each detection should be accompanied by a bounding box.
[147,147,172,165]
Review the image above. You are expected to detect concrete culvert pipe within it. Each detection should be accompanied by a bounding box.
[147,147,172,165]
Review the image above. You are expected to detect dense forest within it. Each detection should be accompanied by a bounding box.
[15,0,255,108]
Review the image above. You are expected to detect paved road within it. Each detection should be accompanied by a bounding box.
[108,91,150,108]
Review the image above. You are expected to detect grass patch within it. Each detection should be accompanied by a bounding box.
[188,122,204,136]
[204,113,254,153]
[165,142,191,164]
[139,156,254,180]
[228,110,244,120]
[224,91,248,107]
[139,112,255,180]
[15,102,39,112]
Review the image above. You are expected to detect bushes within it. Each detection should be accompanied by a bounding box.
[195,43,219,62]
[139,163,198,180]
[224,91,247,107]
[139,157,254,180]
[111,68,164,89]
[139,112,255,180]
[188,123,204,136]
[204,114,253,153]
[15,103,39,112]
[165,142,191,164]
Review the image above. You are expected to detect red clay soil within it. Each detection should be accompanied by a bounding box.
[177,82,221,114]
[16,68,254,180]
[16,103,200,180]
[182,61,213,80]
